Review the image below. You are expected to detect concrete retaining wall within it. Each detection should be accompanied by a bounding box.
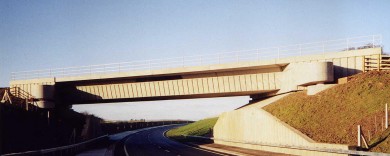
[213,96,351,156]
[307,84,337,95]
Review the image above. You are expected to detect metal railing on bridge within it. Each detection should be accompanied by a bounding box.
[1,87,38,111]
[8,87,35,101]
[11,35,382,80]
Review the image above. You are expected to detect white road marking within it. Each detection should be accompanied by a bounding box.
[162,129,229,156]
[123,145,129,156]
[123,125,181,156]
[123,124,227,156]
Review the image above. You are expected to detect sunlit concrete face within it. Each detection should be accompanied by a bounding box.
[57,69,282,104]
[9,47,383,108]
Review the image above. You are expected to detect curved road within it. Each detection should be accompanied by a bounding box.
[122,125,232,156]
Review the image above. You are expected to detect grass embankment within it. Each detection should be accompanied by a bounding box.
[263,71,390,152]
[166,117,218,141]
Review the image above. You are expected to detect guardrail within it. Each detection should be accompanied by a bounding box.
[2,135,108,156]
[184,135,390,156]
[9,87,34,101]
[11,35,382,80]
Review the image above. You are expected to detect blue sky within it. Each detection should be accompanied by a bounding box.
[1,0,390,120]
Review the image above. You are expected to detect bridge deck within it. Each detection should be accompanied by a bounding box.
[9,47,383,106]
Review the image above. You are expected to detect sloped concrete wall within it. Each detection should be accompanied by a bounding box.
[307,84,337,95]
[213,96,350,156]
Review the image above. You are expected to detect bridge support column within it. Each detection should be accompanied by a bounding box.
[25,99,28,111]
[31,85,56,108]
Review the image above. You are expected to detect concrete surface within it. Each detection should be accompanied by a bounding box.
[278,62,333,93]
[213,95,352,156]
[307,84,337,95]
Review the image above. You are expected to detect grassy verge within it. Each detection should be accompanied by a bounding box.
[263,71,390,152]
[166,117,218,142]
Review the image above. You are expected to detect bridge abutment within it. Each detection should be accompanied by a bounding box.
[31,84,56,108]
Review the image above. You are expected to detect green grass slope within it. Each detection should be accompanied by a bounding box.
[166,117,218,141]
[264,71,390,150]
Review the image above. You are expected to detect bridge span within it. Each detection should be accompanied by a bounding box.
[7,35,383,108]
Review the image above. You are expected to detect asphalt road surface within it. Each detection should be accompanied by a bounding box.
[122,125,232,156]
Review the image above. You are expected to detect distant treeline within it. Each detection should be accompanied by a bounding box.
[101,120,193,134]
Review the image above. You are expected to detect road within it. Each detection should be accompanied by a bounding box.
[122,125,232,156]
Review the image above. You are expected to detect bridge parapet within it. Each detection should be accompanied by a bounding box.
[11,35,381,81]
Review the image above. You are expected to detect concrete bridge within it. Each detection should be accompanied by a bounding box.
[8,35,384,108]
